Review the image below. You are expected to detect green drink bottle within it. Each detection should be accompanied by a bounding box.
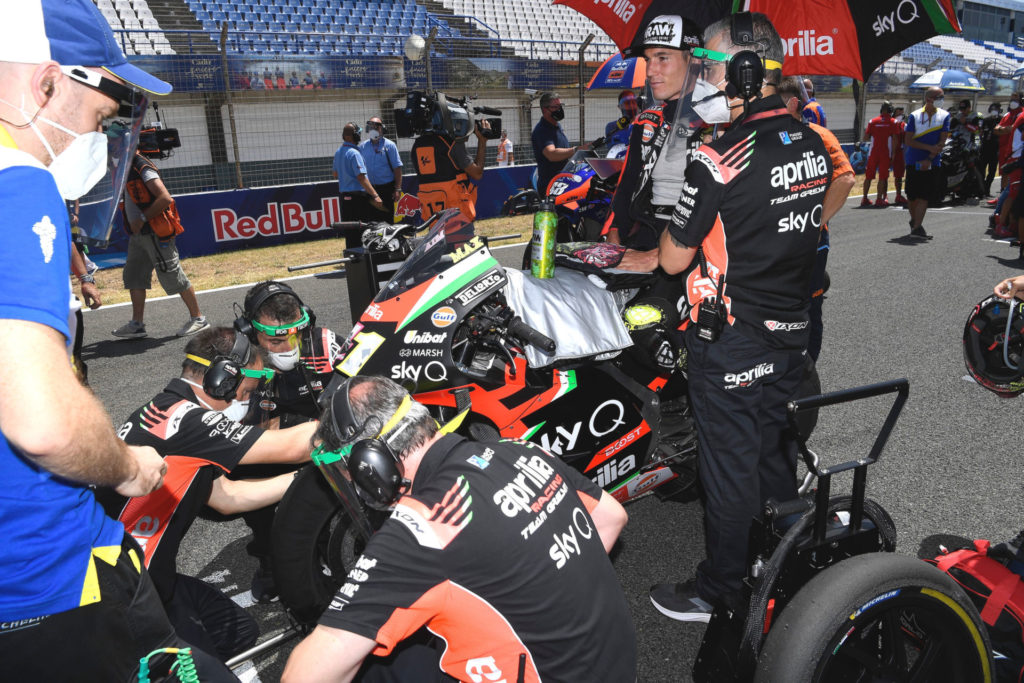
[531,199,556,279]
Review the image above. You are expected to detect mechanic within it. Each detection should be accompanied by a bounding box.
[777,77,854,363]
[652,12,833,622]
[0,1,242,680]
[532,91,587,196]
[358,115,402,224]
[334,122,384,222]
[231,279,343,602]
[100,326,318,663]
[994,93,1024,239]
[890,106,909,206]
[604,88,639,147]
[980,102,1002,197]
[411,115,489,221]
[861,101,899,207]
[801,78,826,127]
[904,86,950,241]
[281,375,636,682]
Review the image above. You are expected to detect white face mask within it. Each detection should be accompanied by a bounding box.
[368,128,381,141]
[222,399,250,422]
[933,97,945,108]
[269,346,301,371]
[692,78,731,124]
[1011,101,1020,110]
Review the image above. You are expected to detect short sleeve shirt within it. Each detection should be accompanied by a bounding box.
[802,99,827,127]
[904,107,951,167]
[358,138,403,185]
[333,142,367,192]
[319,435,637,683]
[101,379,263,598]
[532,118,570,194]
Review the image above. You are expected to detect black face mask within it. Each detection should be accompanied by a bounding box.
[551,106,565,121]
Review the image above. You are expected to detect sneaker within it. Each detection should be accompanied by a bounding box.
[994,227,1015,239]
[177,316,210,337]
[909,226,933,241]
[860,197,872,207]
[112,320,147,339]
[250,559,278,604]
[649,579,714,622]
[988,198,999,206]
[875,198,890,207]
[894,195,908,205]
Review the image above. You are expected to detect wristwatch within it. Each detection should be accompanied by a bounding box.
[78,273,96,284]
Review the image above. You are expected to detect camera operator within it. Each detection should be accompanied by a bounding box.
[411,110,489,221]
[359,116,402,224]
[333,122,384,222]
[652,12,833,622]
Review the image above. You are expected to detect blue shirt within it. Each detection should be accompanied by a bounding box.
[333,142,367,192]
[802,99,827,128]
[532,118,570,195]
[0,157,125,621]
[905,107,951,168]
[358,137,402,185]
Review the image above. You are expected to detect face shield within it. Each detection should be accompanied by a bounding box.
[657,55,718,173]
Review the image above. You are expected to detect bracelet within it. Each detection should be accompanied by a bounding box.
[78,273,95,284]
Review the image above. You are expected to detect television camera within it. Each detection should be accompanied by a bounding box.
[137,123,181,160]
[394,90,501,141]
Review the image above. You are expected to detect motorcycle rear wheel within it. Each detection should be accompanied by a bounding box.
[755,553,994,683]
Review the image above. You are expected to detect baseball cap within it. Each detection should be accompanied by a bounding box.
[623,15,703,58]
[0,0,171,96]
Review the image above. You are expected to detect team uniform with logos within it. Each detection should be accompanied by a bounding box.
[864,114,898,182]
[249,326,342,428]
[100,378,265,661]
[802,98,826,128]
[411,133,477,221]
[891,118,906,181]
[319,434,637,683]
[904,106,951,205]
[667,95,832,603]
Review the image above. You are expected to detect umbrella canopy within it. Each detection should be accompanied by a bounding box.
[552,0,728,56]
[733,0,962,81]
[910,68,985,91]
[588,53,646,90]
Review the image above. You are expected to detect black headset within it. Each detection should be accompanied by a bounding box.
[234,281,315,341]
[186,330,253,401]
[881,100,893,115]
[326,377,411,510]
[725,12,767,101]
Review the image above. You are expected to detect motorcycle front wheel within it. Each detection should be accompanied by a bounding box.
[755,553,994,683]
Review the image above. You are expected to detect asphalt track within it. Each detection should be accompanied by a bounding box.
[81,193,1024,682]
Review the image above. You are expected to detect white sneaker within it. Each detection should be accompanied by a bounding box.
[112,320,147,339]
[177,316,210,337]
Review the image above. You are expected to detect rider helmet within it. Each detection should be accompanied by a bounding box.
[963,294,1024,397]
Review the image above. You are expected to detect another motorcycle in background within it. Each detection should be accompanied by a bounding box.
[942,136,986,204]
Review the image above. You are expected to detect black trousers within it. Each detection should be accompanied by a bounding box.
[980,146,998,194]
[808,245,828,363]
[341,191,374,224]
[369,181,397,224]
[164,573,259,662]
[685,325,805,603]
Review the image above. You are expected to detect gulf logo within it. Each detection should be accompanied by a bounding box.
[431,306,457,328]
[642,124,655,142]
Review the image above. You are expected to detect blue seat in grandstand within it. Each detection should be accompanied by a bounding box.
[314,22,329,33]
[251,21,267,32]
[284,21,298,31]
[234,20,251,31]
[227,10,241,21]
[210,9,226,20]
[202,19,218,31]
[267,21,282,31]
[299,21,313,32]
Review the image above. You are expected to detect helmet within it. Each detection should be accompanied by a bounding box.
[963,295,1024,397]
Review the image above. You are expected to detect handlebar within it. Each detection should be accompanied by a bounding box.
[509,317,556,354]
[331,221,368,232]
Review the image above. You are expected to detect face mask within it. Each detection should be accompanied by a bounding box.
[692,78,731,124]
[182,378,216,410]
[933,98,945,108]
[350,132,361,144]
[269,345,301,371]
[1011,101,1020,110]
[222,399,250,422]
[368,128,381,141]
[551,106,565,121]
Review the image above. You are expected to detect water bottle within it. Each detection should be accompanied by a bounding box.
[531,199,556,279]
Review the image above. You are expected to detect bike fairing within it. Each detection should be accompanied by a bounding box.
[318,434,637,683]
[670,95,833,350]
[101,378,263,598]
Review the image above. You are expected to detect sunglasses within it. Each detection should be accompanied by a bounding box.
[251,309,311,337]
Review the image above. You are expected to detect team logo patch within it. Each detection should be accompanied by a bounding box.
[431,306,457,328]
[779,131,792,145]
[467,454,490,470]
[259,399,277,411]
[764,320,809,332]
[642,124,655,142]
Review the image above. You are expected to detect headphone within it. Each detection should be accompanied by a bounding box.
[186,330,254,401]
[725,12,776,101]
[881,100,893,115]
[234,281,315,341]
[326,377,412,510]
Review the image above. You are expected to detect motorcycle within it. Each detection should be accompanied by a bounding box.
[942,135,986,203]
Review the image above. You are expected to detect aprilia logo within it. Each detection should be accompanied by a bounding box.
[764,320,808,332]
[781,29,835,58]
[593,0,636,23]
[724,362,775,389]
[770,151,829,190]
[591,454,636,488]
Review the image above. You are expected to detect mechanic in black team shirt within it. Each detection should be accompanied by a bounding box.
[99,326,317,662]
[652,13,833,622]
[282,376,636,683]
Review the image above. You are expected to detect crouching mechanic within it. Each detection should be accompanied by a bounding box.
[231,280,343,601]
[99,326,318,663]
[282,376,637,683]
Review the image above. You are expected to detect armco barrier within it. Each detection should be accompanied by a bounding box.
[96,163,537,260]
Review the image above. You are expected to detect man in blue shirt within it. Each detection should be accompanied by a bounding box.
[801,78,827,127]
[0,1,234,680]
[904,86,950,241]
[532,92,588,196]
[333,121,384,222]
[359,115,403,223]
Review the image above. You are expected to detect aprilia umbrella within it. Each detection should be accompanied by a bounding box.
[732,0,962,81]
[587,53,646,90]
[910,68,984,91]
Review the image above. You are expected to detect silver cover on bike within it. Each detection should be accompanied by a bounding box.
[503,268,633,367]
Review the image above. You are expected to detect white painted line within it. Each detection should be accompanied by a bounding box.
[233,660,262,683]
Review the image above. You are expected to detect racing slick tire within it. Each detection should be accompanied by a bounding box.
[755,553,994,683]
[270,465,363,625]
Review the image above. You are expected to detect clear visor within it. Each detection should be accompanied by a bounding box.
[311,443,376,542]
[659,57,709,170]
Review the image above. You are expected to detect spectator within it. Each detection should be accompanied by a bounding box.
[275,66,286,89]
[532,92,586,195]
[861,101,899,207]
[496,128,514,166]
[891,106,908,205]
[980,102,1002,197]
[904,86,950,241]
[801,78,827,127]
[333,122,384,222]
[653,12,832,622]
[100,326,318,662]
[289,71,300,88]
[112,149,209,339]
[410,117,489,221]
[358,116,402,223]
[0,1,237,680]
[282,376,636,683]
